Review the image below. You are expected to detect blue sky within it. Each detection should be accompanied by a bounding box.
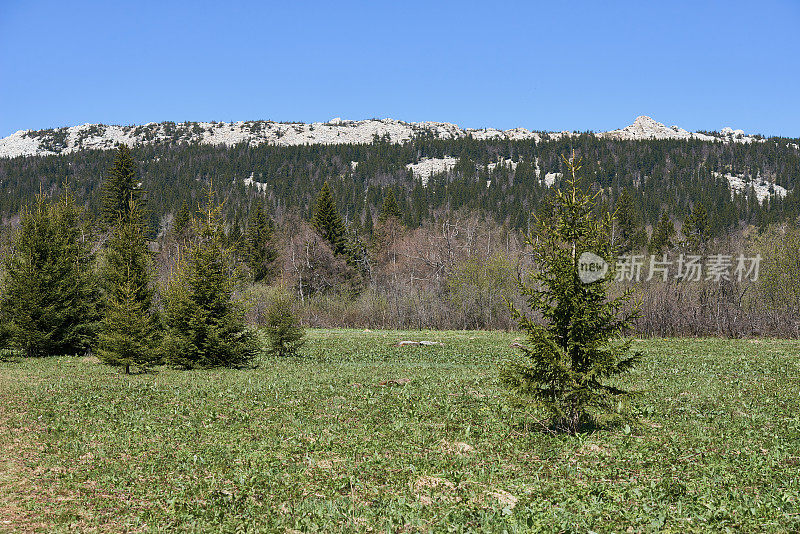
[1,0,798,138]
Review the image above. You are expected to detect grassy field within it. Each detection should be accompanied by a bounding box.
[1,330,799,533]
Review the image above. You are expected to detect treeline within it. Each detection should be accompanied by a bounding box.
[2,145,800,347]
[1,133,799,238]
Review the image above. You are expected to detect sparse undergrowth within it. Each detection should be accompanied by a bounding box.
[0,331,798,532]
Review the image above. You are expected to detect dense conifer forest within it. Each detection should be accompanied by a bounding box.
[1,133,799,236]
[2,133,800,336]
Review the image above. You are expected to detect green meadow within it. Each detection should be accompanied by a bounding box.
[1,330,799,532]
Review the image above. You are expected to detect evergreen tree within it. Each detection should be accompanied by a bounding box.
[682,202,710,251]
[227,214,244,251]
[1,191,99,356]
[378,189,403,223]
[500,153,640,434]
[649,212,675,253]
[312,181,347,255]
[97,198,160,373]
[102,145,141,226]
[264,291,305,357]
[614,189,647,252]
[362,208,374,236]
[172,200,193,237]
[161,186,258,369]
[244,202,278,283]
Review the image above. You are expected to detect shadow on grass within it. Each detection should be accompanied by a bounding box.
[511,412,636,436]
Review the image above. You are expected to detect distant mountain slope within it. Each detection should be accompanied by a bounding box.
[0,116,765,159]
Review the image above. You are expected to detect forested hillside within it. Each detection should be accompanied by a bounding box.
[1,129,799,237]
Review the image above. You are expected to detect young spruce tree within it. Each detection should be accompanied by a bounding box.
[161,185,258,368]
[649,212,675,254]
[312,181,347,255]
[1,190,99,356]
[682,202,710,252]
[97,197,160,373]
[102,145,141,227]
[500,153,640,434]
[244,201,278,283]
[264,290,305,357]
[378,189,403,223]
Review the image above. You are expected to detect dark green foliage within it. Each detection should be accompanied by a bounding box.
[378,189,402,223]
[97,199,160,373]
[2,129,798,237]
[244,202,278,283]
[1,191,99,356]
[0,313,9,350]
[682,202,710,251]
[649,212,676,253]
[101,145,141,226]
[264,292,305,357]
[614,189,647,252]
[312,182,347,255]
[161,187,258,369]
[500,155,640,434]
[172,200,193,237]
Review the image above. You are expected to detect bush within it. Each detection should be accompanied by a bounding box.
[264,290,305,357]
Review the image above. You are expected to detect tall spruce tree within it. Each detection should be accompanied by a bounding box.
[172,200,193,238]
[649,212,676,253]
[1,190,99,356]
[682,202,710,251]
[244,202,278,283]
[97,198,160,373]
[500,153,640,434]
[378,189,403,223]
[312,181,347,255]
[161,186,258,369]
[614,189,647,252]
[102,145,141,226]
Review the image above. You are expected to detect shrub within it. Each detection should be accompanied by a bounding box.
[264,290,305,357]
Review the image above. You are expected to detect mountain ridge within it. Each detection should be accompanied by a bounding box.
[0,116,765,159]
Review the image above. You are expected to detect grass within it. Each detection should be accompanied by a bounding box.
[0,330,799,532]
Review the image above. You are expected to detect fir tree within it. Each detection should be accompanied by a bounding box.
[244,202,278,283]
[378,189,403,223]
[682,202,710,251]
[1,190,99,356]
[172,200,193,238]
[500,153,640,434]
[614,189,647,252]
[161,186,258,369]
[264,291,305,357]
[362,208,374,236]
[102,145,141,226]
[97,197,160,373]
[649,212,675,253]
[312,181,347,255]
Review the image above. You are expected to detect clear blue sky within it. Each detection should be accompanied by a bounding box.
[1,0,798,138]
